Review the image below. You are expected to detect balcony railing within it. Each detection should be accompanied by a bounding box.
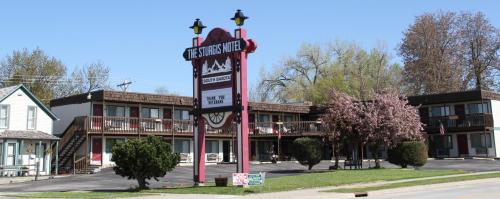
[74,116,325,136]
[249,121,325,136]
[79,116,193,134]
[425,113,493,130]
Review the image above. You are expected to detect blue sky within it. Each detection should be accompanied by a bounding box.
[0,1,498,96]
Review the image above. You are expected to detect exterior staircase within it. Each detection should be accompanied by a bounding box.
[51,117,90,174]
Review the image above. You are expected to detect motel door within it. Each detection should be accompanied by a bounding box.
[130,107,139,129]
[93,104,103,129]
[457,134,469,156]
[92,138,103,163]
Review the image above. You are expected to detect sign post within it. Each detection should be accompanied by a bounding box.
[183,12,256,185]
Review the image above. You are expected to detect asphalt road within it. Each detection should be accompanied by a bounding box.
[0,159,499,192]
[367,177,500,199]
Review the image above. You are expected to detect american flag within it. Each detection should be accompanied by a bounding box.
[439,122,445,135]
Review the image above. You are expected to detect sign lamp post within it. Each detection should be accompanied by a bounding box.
[184,10,257,185]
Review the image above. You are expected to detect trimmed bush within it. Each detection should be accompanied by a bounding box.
[112,136,180,189]
[291,137,323,170]
[388,141,428,168]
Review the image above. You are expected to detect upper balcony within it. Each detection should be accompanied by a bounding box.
[71,116,325,138]
[422,113,493,133]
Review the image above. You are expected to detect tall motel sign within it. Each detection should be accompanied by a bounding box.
[183,10,257,184]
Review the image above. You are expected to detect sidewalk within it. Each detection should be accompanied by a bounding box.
[0,175,68,185]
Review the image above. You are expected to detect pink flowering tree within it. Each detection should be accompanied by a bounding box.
[362,91,425,168]
[322,89,363,169]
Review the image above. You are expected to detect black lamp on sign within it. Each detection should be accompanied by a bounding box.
[190,18,206,35]
[231,9,248,26]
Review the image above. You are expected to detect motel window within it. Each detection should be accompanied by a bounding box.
[174,139,190,154]
[258,114,270,127]
[174,109,190,120]
[436,135,453,149]
[283,115,294,128]
[142,108,160,118]
[431,106,450,117]
[105,138,125,153]
[206,140,219,153]
[0,143,3,165]
[107,106,125,117]
[27,106,37,130]
[467,103,489,114]
[471,134,492,148]
[0,105,9,128]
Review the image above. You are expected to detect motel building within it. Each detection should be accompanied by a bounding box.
[50,89,500,173]
[50,90,323,173]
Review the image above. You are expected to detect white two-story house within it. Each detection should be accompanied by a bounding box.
[0,85,59,176]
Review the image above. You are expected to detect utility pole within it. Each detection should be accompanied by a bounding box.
[117,80,132,92]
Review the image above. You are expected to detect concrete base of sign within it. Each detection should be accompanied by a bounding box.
[194,182,205,187]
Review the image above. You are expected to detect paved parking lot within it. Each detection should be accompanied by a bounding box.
[0,159,499,192]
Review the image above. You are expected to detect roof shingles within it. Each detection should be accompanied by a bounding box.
[0,130,59,140]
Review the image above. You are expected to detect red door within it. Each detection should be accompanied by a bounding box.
[272,115,279,134]
[130,107,139,129]
[457,134,469,156]
[163,108,172,129]
[92,138,102,162]
[454,104,465,127]
[92,104,103,129]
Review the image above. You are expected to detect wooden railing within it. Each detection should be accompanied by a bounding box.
[249,121,325,136]
[74,116,325,136]
[73,155,88,174]
[59,116,87,149]
[425,113,493,129]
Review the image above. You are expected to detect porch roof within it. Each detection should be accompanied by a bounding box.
[0,130,60,140]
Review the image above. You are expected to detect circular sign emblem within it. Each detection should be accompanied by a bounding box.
[208,112,225,125]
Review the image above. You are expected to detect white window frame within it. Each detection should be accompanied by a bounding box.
[106,105,126,117]
[0,105,10,129]
[142,107,160,118]
[27,106,37,130]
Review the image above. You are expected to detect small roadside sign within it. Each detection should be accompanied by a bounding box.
[232,172,266,186]
[248,172,266,186]
[232,173,249,186]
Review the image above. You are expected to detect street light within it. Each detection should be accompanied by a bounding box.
[230,9,248,26]
[190,18,206,35]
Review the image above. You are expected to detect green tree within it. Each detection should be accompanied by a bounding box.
[255,40,402,104]
[387,141,428,168]
[111,136,180,189]
[291,137,323,170]
[0,48,66,104]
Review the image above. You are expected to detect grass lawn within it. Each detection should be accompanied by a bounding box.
[328,172,500,193]
[11,169,466,198]
[146,169,465,195]
[14,191,156,199]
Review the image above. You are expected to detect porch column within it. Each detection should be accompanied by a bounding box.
[55,141,59,175]
[2,139,7,165]
[48,141,52,176]
[36,140,42,179]
[101,135,104,166]
[18,139,24,166]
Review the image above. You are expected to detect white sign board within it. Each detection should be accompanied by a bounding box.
[201,87,232,109]
[232,173,249,186]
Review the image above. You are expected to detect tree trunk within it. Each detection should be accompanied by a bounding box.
[370,144,381,169]
[332,142,339,169]
[308,164,313,170]
[137,176,148,189]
